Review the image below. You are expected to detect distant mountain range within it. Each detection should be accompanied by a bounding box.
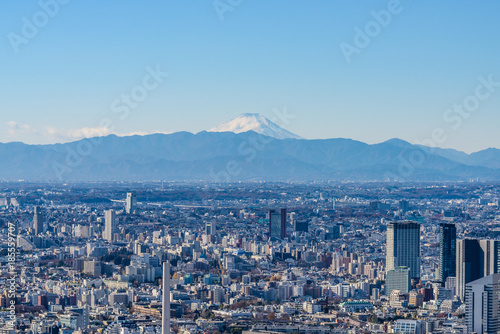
[1,114,499,182]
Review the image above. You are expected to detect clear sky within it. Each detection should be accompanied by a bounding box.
[1,1,499,153]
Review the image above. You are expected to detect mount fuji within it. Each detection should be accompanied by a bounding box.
[209,113,303,140]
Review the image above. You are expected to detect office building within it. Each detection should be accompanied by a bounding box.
[386,266,411,295]
[466,273,500,334]
[457,239,500,300]
[409,291,424,308]
[205,222,216,235]
[34,206,43,235]
[479,239,500,276]
[294,219,308,233]
[104,209,116,242]
[393,320,424,334]
[439,223,456,284]
[59,307,89,330]
[399,200,410,213]
[269,208,286,240]
[125,192,137,214]
[386,221,421,279]
[83,260,102,277]
[326,224,341,240]
[457,239,482,301]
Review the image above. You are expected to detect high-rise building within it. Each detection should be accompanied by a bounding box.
[269,209,286,240]
[205,222,216,235]
[162,261,171,334]
[326,224,341,240]
[439,223,456,284]
[479,240,500,277]
[386,266,410,296]
[457,239,482,301]
[466,273,500,334]
[34,206,43,235]
[294,220,308,233]
[386,221,421,279]
[104,209,116,242]
[125,192,137,214]
[399,200,410,213]
[457,239,500,301]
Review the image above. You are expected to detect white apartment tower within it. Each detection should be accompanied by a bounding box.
[104,209,116,242]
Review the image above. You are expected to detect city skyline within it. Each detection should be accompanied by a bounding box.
[3,1,500,332]
[2,180,500,332]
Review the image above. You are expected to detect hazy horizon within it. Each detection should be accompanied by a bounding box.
[1,114,499,155]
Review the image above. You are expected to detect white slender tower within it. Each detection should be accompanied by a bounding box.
[162,261,171,334]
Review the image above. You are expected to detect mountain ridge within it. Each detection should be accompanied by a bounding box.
[0,131,499,182]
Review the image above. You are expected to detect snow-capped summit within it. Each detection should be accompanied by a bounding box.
[209,113,303,139]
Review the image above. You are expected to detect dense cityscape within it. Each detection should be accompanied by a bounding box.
[1,181,499,334]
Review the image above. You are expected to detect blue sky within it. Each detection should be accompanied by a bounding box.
[1,1,499,153]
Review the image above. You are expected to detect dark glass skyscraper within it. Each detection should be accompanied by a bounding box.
[457,239,482,301]
[439,223,456,285]
[269,208,286,240]
[457,238,500,300]
[293,219,308,233]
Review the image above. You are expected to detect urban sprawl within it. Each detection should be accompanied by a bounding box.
[1,182,500,334]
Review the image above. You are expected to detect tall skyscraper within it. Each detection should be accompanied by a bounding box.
[269,209,286,240]
[104,209,116,242]
[33,206,43,235]
[457,238,500,300]
[386,221,421,280]
[162,261,171,334]
[466,273,500,334]
[125,192,137,214]
[439,223,456,284]
[457,239,482,301]
[205,222,216,235]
